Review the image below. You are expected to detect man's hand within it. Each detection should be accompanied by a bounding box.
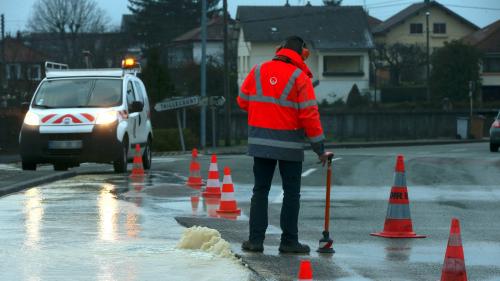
[318,152,334,167]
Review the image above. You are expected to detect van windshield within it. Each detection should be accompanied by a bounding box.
[32,79,122,108]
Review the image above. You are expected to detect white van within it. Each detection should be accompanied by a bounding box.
[19,60,153,173]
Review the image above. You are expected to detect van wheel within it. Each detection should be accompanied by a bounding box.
[22,161,37,171]
[114,139,128,173]
[54,164,68,171]
[143,138,152,170]
[490,143,499,152]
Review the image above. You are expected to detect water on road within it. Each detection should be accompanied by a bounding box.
[0,173,251,281]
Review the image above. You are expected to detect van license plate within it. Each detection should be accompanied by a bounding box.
[48,140,83,149]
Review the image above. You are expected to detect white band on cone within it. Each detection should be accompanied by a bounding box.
[223,175,232,184]
[206,179,220,187]
[209,163,218,171]
[221,192,235,200]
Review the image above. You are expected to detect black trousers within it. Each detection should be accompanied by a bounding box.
[249,157,302,244]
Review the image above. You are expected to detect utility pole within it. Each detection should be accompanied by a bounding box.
[223,0,231,146]
[200,0,207,148]
[1,14,5,92]
[426,11,431,101]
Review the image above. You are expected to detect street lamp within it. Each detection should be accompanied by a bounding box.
[426,11,430,101]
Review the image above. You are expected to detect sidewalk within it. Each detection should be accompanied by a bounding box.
[154,138,488,156]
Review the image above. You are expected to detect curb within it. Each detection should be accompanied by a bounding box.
[0,171,77,198]
[153,139,489,156]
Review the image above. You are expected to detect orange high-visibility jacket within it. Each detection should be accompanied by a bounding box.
[237,48,325,161]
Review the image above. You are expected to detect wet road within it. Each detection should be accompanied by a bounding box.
[0,170,252,281]
[0,142,499,280]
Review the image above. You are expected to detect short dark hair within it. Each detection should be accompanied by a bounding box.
[280,36,307,55]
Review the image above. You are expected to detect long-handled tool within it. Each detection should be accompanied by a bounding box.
[317,153,335,254]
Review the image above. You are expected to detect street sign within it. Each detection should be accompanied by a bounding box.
[155,96,226,112]
[154,96,200,112]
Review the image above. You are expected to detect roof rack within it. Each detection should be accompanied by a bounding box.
[45,61,69,72]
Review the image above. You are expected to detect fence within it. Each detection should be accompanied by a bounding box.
[224,110,495,143]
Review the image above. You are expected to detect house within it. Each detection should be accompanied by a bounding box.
[236,5,375,102]
[462,20,500,102]
[372,0,478,49]
[0,37,49,106]
[168,16,237,67]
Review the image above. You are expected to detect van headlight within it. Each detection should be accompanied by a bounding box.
[24,111,40,126]
[96,110,118,125]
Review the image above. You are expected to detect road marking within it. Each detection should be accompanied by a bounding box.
[332,157,342,162]
[451,148,467,152]
[301,168,317,177]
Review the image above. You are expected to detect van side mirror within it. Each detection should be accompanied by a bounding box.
[21,102,30,113]
[129,101,144,113]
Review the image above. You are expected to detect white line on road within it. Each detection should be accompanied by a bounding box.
[332,157,342,162]
[273,190,284,204]
[301,168,317,177]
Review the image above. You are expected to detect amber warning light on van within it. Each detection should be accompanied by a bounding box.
[122,58,138,69]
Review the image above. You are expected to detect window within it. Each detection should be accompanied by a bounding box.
[28,65,41,81]
[410,23,423,34]
[323,56,363,76]
[32,79,122,108]
[433,23,446,34]
[133,81,145,103]
[483,57,500,73]
[6,64,21,80]
[126,81,136,108]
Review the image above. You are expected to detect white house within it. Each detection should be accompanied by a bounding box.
[236,5,375,102]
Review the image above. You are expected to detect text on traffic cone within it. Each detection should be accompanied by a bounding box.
[371,154,425,238]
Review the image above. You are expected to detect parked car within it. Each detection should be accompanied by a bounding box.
[19,59,153,172]
[490,111,500,152]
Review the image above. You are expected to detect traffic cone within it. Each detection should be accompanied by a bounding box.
[202,154,221,198]
[217,167,241,215]
[191,196,200,215]
[130,144,145,178]
[186,148,203,189]
[441,218,467,281]
[205,197,220,218]
[297,260,313,281]
[371,155,426,238]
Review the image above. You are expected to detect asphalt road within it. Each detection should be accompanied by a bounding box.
[0,142,499,280]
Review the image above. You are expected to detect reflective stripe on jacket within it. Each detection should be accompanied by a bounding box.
[237,49,325,162]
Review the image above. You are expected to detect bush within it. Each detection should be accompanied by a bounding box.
[153,128,198,151]
[346,84,371,108]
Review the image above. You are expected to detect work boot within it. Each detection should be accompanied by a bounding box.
[279,241,310,254]
[241,240,264,253]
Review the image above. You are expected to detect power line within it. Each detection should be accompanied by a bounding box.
[445,4,500,11]
[366,0,409,8]
[368,1,417,10]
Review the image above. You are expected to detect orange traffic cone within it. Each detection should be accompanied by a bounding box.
[202,154,221,198]
[298,260,313,281]
[205,197,220,218]
[371,155,425,238]
[191,196,200,215]
[186,148,203,189]
[217,167,241,215]
[130,144,145,178]
[441,218,467,281]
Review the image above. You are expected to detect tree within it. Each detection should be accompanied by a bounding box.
[346,84,370,107]
[140,47,175,105]
[27,0,109,66]
[28,0,109,33]
[128,0,221,47]
[375,43,427,85]
[323,0,342,6]
[430,40,482,101]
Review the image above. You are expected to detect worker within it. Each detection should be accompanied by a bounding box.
[237,36,333,254]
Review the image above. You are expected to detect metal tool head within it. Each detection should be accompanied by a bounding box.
[317,231,335,254]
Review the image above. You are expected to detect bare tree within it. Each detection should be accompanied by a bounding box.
[28,0,109,34]
[27,0,109,66]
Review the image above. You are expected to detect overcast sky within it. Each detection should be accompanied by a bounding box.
[1,0,499,34]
